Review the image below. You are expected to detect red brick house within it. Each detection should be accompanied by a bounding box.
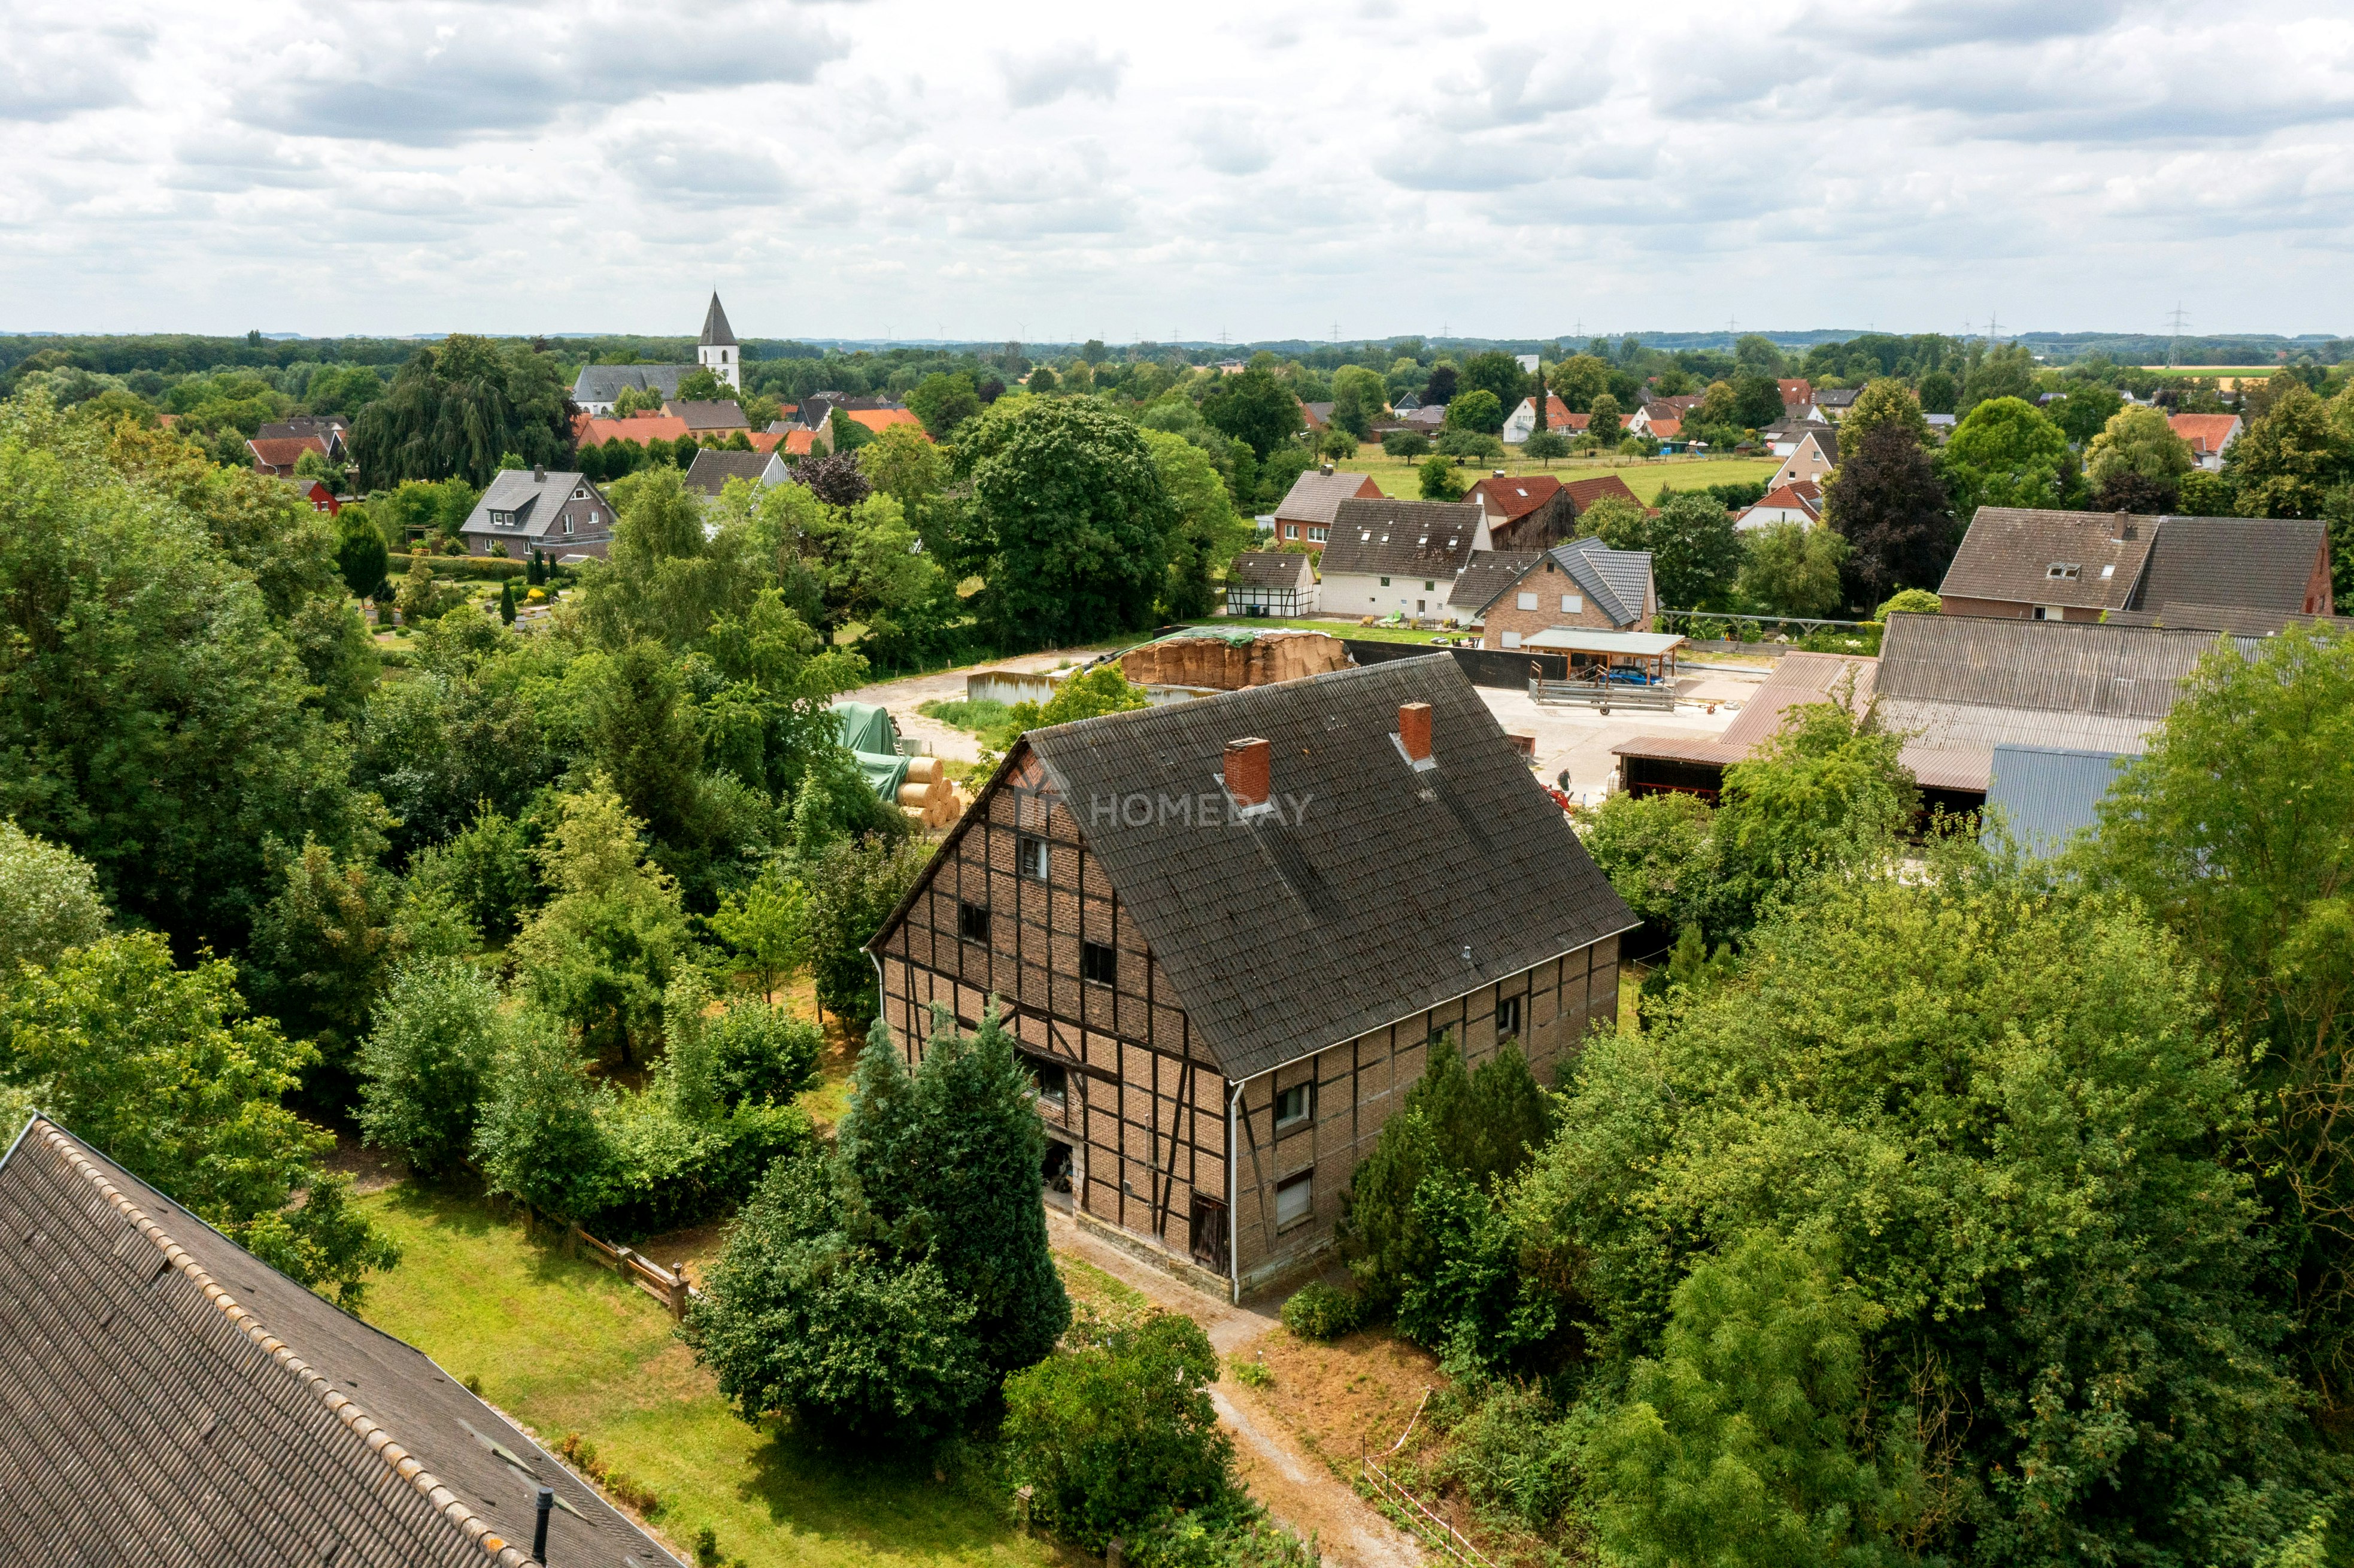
[867,658,1636,1298]
[1447,537,1658,648]
[1270,466,1383,550]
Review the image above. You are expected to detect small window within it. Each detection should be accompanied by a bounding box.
[1516,592,1538,610]
[1275,1081,1313,1130]
[574,486,587,499]
[1275,1170,1313,1229]
[563,517,575,535]
[1081,940,1117,987]
[1423,580,1435,592]
[957,900,990,944]
[1025,1054,1068,1111]
[1561,594,1583,613]
[2046,563,2080,580]
[1497,994,1523,1039]
[1308,526,1328,542]
[1284,523,1299,539]
[1018,834,1049,881]
[1379,576,1391,587]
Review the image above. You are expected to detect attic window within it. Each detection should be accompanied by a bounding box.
[2100,565,2116,579]
[2047,563,2081,581]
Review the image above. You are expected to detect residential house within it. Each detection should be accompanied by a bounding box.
[1777,378,1816,419]
[1451,537,1657,650]
[1813,388,1861,420]
[572,411,691,448]
[1767,427,1839,489]
[256,415,348,460]
[1734,479,1822,531]
[1627,399,1698,438]
[665,399,751,437]
[2168,413,2243,472]
[0,1115,684,1567]
[865,657,1637,1296]
[1925,413,1957,436]
[569,292,740,414]
[1222,551,1320,617]
[1501,395,1588,443]
[298,478,342,515]
[1316,498,1489,618]
[1464,472,1578,549]
[1558,472,1644,520]
[685,447,789,496]
[1613,613,2225,813]
[1937,508,2334,622]
[1270,465,1382,550]
[458,466,616,562]
[845,406,924,438]
[247,433,327,477]
[1300,401,1334,432]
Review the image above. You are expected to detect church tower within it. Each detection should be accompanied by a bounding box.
[696,292,739,390]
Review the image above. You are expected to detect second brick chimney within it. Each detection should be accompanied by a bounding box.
[1224,737,1272,809]
[1398,702,1433,765]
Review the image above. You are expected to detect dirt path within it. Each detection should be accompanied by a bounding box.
[842,650,1085,765]
[1045,1212,1421,1568]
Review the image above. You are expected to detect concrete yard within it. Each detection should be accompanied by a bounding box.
[849,648,1764,802]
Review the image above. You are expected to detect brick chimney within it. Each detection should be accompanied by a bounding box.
[1224,738,1271,809]
[1398,702,1432,764]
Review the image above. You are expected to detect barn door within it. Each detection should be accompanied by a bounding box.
[1188,1195,1228,1273]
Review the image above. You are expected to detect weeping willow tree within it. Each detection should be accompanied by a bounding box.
[348,334,572,489]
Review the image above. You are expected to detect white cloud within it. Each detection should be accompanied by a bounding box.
[1,0,2351,336]
[998,41,1127,109]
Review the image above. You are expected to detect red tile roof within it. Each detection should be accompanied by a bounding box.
[574,413,690,445]
[1466,473,1563,520]
[846,407,924,435]
[2167,413,2240,457]
[1777,378,1812,403]
[1560,474,1643,511]
[1743,481,1823,521]
[247,435,327,473]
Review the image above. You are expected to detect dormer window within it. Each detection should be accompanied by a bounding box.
[574,487,587,499]
[2047,563,2081,581]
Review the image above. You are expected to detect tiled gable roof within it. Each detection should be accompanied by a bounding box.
[1937,507,2159,611]
[574,413,691,445]
[459,469,602,541]
[845,407,923,434]
[665,400,748,430]
[1321,498,1484,578]
[1558,474,1642,513]
[1548,537,1649,626]
[0,1118,680,1567]
[1227,551,1314,589]
[930,659,1635,1080]
[2167,413,2241,457]
[2132,516,2329,615]
[1272,468,1381,524]
[1467,473,1561,520]
[569,363,690,403]
[684,448,773,495]
[1445,550,1546,612]
[248,435,327,469]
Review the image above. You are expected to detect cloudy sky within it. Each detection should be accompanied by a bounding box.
[4,0,2352,341]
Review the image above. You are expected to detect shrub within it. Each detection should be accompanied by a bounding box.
[1279,1279,1361,1341]
[1128,1493,1319,1568]
[356,957,502,1178]
[387,551,529,581]
[1003,1311,1231,1551]
[707,1001,824,1107]
[0,818,110,973]
[472,1008,616,1221]
[1433,1382,1583,1535]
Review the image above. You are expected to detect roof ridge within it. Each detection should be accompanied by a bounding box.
[30,1120,535,1568]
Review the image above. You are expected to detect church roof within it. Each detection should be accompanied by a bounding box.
[699,293,737,347]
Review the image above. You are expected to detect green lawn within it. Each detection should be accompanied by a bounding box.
[1333,452,1780,504]
[357,1184,1064,1568]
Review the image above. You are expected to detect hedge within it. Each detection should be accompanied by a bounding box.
[387,552,530,581]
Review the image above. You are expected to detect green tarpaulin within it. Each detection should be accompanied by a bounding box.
[831,702,910,799]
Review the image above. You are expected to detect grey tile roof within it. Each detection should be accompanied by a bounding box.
[1983,745,2128,857]
[1548,537,1651,626]
[1227,551,1315,589]
[698,292,736,347]
[666,400,748,430]
[571,363,690,404]
[1445,550,1545,612]
[1936,507,2160,612]
[1321,498,1484,578]
[1271,468,1377,525]
[684,448,772,495]
[2132,516,2328,615]
[458,468,600,541]
[900,658,1636,1082]
[0,1117,681,1568]
[2111,601,2354,636]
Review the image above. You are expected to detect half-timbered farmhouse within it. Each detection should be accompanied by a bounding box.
[867,657,1636,1299]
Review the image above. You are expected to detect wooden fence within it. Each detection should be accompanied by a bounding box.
[512,1202,696,1321]
[1361,1460,1494,1568]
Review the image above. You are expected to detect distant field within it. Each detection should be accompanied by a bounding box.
[1334,452,1780,504]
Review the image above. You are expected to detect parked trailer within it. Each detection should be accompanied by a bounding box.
[1528,677,1676,712]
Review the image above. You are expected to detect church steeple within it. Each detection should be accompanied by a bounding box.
[696,293,739,389]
